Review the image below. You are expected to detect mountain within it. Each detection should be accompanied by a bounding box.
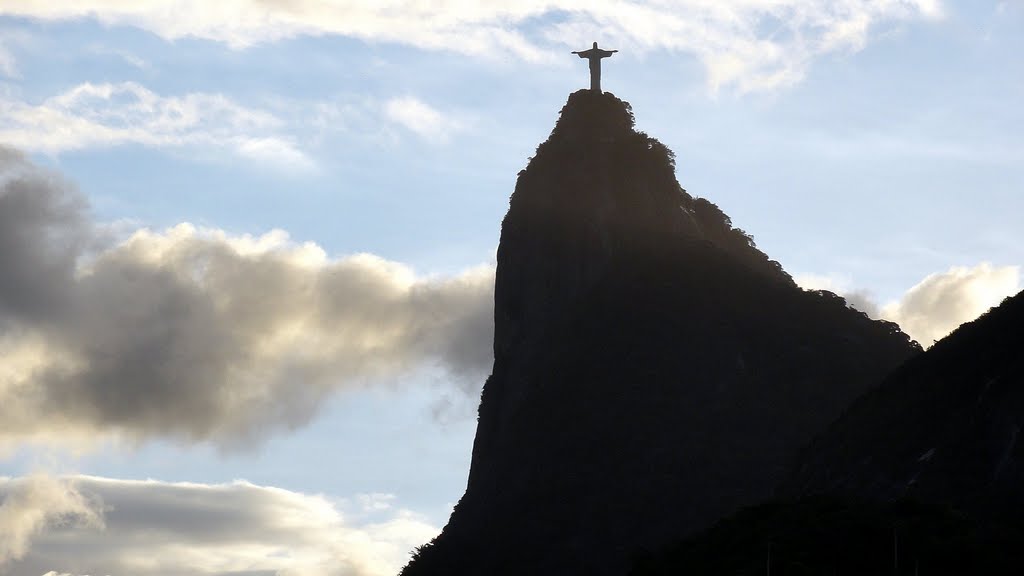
[630,289,1024,576]
[629,496,1024,576]
[789,288,1024,511]
[401,90,918,576]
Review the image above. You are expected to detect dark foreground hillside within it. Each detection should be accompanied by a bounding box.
[402,90,918,576]
[635,289,1024,575]
[630,496,1024,576]
[790,288,1024,511]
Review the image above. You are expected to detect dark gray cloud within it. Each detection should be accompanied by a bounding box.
[0,148,494,446]
[1,475,437,576]
[0,147,88,324]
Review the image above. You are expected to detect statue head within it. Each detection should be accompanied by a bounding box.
[593,41,598,48]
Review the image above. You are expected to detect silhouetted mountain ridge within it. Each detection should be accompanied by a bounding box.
[402,90,918,576]
[790,288,1024,510]
[631,289,1024,575]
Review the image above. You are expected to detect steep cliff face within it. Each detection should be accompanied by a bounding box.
[402,91,918,576]
[790,288,1024,512]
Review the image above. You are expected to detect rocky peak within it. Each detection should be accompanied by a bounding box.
[548,89,637,141]
[401,91,917,576]
[495,91,792,364]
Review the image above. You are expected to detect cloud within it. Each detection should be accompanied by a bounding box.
[797,263,1021,347]
[1,1,943,93]
[384,97,465,142]
[1,475,437,576]
[881,263,1020,346]
[0,148,89,325]
[793,273,847,293]
[0,42,16,77]
[0,83,467,162]
[0,148,495,447]
[85,44,150,69]
[0,475,103,566]
[0,82,313,170]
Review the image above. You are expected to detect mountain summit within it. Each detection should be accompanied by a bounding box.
[402,90,918,576]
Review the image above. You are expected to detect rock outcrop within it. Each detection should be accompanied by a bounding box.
[402,90,918,576]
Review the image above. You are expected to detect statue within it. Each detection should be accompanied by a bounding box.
[572,42,618,93]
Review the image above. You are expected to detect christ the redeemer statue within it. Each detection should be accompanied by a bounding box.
[572,42,618,92]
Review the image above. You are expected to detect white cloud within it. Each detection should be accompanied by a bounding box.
[0,82,313,170]
[1,475,437,576]
[798,263,1021,347]
[86,44,150,69]
[0,1,944,93]
[384,96,464,142]
[0,82,466,162]
[0,147,495,448]
[881,263,1020,346]
[0,475,104,566]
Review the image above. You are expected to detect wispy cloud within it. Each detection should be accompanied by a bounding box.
[0,1,944,93]
[0,82,313,170]
[1,474,436,576]
[0,83,469,163]
[384,96,466,142]
[85,44,150,69]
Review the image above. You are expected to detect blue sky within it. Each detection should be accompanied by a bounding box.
[0,2,1022,575]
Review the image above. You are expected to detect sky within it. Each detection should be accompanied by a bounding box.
[0,1,1022,575]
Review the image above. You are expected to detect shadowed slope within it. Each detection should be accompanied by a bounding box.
[633,290,1024,576]
[790,288,1024,511]
[629,496,1024,576]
